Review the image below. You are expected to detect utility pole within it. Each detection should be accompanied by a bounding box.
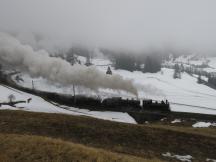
[32,80,35,90]
[73,84,76,105]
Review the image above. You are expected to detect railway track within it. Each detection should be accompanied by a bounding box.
[170,102,216,111]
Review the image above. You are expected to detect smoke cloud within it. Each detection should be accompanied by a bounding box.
[0,33,137,95]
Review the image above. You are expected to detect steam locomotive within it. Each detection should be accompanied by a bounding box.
[71,96,170,113]
[1,72,170,113]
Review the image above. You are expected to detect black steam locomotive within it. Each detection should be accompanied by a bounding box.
[72,96,170,113]
[2,73,170,114]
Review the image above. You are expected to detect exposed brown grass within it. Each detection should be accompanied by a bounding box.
[0,133,161,162]
[0,110,215,162]
[146,124,216,138]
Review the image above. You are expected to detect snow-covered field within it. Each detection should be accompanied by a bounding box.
[7,56,216,116]
[170,54,216,73]
[94,59,216,115]
[174,54,208,66]
[0,84,136,124]
[208,57,216,69]
[114,68,216,115]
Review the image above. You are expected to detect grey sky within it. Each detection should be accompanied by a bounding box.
[0,0,216,53]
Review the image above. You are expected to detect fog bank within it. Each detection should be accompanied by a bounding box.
[0,0,216,54]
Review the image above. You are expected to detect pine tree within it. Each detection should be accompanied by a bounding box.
[197,74,202,84]
[173,64,181,79]
[143,56,152,73]
[85,56,92,66]
[66,53,77,65]
[8,94,15,103]
[106,66,112,75]
[143,56,161,73]
[0,64,2,75]
[115,55,135,71]
[66,48,77,65]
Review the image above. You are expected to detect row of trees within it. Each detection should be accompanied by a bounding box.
[114,54,162,73]
[143,56,162,73]
[208,76,216,86]
[171,63,216,87]
[173,64,182,79]
[171,63,209,79]
[62,47,163,73]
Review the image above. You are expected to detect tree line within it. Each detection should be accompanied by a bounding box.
[113,54,162,73]
[166,63,216,86]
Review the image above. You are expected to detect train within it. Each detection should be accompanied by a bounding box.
[1,72,170,113]
[43,94,170,113]
[2,72,216,124]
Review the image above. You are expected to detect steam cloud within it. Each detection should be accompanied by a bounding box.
[0,33,137,96]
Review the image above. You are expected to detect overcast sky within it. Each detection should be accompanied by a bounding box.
[0,0,216,53]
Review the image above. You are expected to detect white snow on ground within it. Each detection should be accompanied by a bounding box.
[76,55,86,64]
[193,74,209,82]
[0,85,136,124]
[171,119,181,124]
[50,103,136,124]
[192,122,216,128]
[11,57,216,115]
[208,57,216,69]
[173,54,208,66]
[91,58,112,66]
[204,57,216,73]
[168,54,216,73]
[206,158,216,162]
[113,68,216,115]
[162,152,193,162]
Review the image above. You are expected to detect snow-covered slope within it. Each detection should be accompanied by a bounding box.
[10,56,216,115]
[114,68,216,115]
[168,54,216,73]
[0,84,136,124]
[208,57,216,68]
[174,54,208,66]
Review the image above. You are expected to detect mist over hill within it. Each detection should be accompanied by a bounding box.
[1,0,216,55]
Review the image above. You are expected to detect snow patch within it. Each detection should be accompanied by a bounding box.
[160,118,167,121]
[162,152,193,162]
[171,119,181,124]
[192,122,216,128]
[206,158,216,162]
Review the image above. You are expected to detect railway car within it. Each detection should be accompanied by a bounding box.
[142,99,170,112]
[102,97,141,111]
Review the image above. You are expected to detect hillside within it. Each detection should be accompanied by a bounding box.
[1,54,216,161]
[0,84,136,124]
[1,1,216,161]
[0,110,215,162]
[0,134,157,162]
[12,56,216,115]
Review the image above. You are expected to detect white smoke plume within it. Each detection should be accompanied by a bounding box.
[135,83,165,97]
[0,33,137,96]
